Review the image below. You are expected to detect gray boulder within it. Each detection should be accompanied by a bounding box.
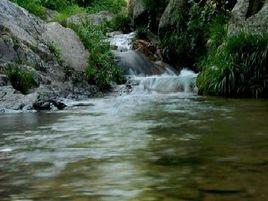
[45,8,59,22]
[228,0,268,35]
[0,86,38,111]
[66,11,114,27]
[42,22,89,71]
[158,0,188,35]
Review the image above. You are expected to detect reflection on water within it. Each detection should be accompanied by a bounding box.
[0,92,268,200]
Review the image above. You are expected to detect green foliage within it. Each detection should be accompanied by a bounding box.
[11,0,47,18]
[71,24,125,90]
[88,0,126,14]
[6,67,37,94]
[54,4,86,22]
[197,32,268,98]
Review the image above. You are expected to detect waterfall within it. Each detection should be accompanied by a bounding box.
[108,32,198,94]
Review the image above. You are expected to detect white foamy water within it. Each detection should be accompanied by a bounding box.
[107,32,135,52]
[129,69,198,94]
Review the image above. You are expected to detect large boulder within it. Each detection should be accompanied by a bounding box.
[42,22,89,71]
[158,0,188,35]
[228,0,268,35]
[66,11,114,27]
[128,0,148,26]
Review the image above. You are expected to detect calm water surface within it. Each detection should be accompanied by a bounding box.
[0,92,268,201]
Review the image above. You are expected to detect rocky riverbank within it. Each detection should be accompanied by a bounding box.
[0,0,106,112]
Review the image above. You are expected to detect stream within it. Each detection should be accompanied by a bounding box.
[0,32,268,201]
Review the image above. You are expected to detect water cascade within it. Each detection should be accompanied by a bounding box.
[108,32,198,94]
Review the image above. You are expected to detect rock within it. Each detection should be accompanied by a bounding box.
[66,11,114,27]
[0,74,9,86]
[114,50,167,75]
[45,8,59,22]
[33,101,51,111]
[42,22,89,71]
[0,86,38,111]
[0,0,65,82]
[158,0,188,35]
[89,11,114,25]
[228,0,268,35]
[33,99,66,111]
[128,0,148,26]
[133,39,162,61]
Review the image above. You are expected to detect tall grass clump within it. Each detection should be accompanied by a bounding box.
[197,32,268,98]
[6,67,37,94]
[71,24,125,90]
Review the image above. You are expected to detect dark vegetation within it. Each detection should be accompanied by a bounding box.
[5,67,37,94]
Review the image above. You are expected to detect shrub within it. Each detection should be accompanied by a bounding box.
[197,32,268,98]
[6,67,37,94]
[71,23,125,90]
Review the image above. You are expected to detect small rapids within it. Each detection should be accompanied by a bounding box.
[108,32,198,95]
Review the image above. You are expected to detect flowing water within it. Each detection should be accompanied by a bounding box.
[0,33,268,201]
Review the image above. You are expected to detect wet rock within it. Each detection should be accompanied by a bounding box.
[0,86,38,111]
[33,99,66,111]
[33,101,51,111]
[114,50,167,76]
[228,0,268,35]
[133,39,162,61]
[42,22,89,71]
